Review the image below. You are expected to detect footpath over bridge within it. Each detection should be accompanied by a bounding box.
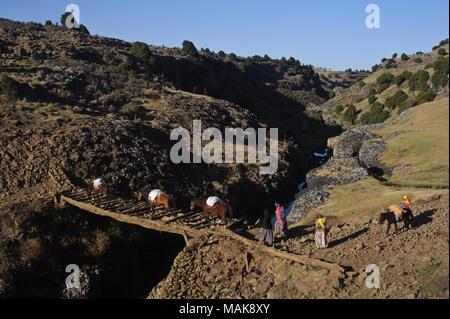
[49,168,345,276]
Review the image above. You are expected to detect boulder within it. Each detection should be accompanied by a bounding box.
[327,127,379,158]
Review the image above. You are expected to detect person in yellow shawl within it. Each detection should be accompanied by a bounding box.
[401,195,412,212]
[315,213,328,248]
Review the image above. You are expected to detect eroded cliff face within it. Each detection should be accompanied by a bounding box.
[287,124,388,224]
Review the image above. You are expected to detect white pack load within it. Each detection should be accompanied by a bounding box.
[149,189,164,202]
[206,196,221,208]
[93,178,105,189]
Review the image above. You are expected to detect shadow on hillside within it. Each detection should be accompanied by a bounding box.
[412,209,436,228]
[328,227,369,248]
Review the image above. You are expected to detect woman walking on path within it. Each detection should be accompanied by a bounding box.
[258,210,274,246]
[315,213,328,248]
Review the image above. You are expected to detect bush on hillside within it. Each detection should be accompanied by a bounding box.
[392,53,398,58]
[228,53,237,60]
[431,56,449,88]
[385,90,408,110]
[381,58,387,63]
[385,58,396,69]
[360,102,390,125]
[376,72,394,93]
[438,48,447,56]
[45,20,52,26]
[100,89,129,108]
[414,57,423,63]
[377,83,390,94]
[343,104,357,124]
[408,70,430,92]
[368,92,377,104]
[415,90,436,105]
[130,42,152,62]
[0,74,21,100]
[182,40,198,57]
[372,64,379,72]
[329,90,336,99]
[377,72,395,86]
[395,71,413,86]
[401,53,408,61]
[334,104,344,114]
[218,51,226,58]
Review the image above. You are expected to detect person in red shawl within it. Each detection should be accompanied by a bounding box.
[274,202,287,236]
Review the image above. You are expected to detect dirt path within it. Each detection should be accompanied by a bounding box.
[150,194,449,299]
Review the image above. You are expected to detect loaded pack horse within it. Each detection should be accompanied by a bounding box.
[86,178,108,198]
[379,204,414,235]
[137,189,175,210]
[190,196,233,223]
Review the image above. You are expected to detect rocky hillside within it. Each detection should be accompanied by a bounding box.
[0,17,343,216]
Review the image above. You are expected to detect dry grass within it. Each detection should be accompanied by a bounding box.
[378,97,449,188]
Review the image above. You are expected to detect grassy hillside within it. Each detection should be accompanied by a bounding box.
[317,41,449,128]
[296,97,449,226]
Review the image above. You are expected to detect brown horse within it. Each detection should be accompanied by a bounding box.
[86,179,108,198]
[190,198,233,223]
[137,189,174,210]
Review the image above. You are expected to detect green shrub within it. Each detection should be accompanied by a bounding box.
[432,45,439,51]
[131,42,152,62]
[100,89,129,107]
[329,90,336,99]
[377,72,395,86]
[377,83,390,94]
[182,40,198,57]
[408,70,430,92]
[0,75,21,100]
[115,62,130,75]
[385,90,408,110]
[392,53,398,58]
[372,64,379,72]
[416,51,424,55]
[45,20,52,26]
[311,112,323,122]
[438,48,447,56]
[368,92,377,104]
[395,71,413,86]
[381,58,387,63]
[228,53,237,60]
[218,51,226,58]
[360,102,390,125]
[414,57,423,63]
[431,56,449,88]
[401,53,408,61]
[119,103,139,116]
[343,104,357,124]
[439,39,449,46]
[424,64,432,69]
[334,104,344,114]
[415,90,436,105]
[385,59,396,69]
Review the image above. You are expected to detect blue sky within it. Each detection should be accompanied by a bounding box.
[1,0,449,70]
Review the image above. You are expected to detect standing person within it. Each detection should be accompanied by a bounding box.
[274,203,287,236]
[258,210,274,246]
[315,213,328,248]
